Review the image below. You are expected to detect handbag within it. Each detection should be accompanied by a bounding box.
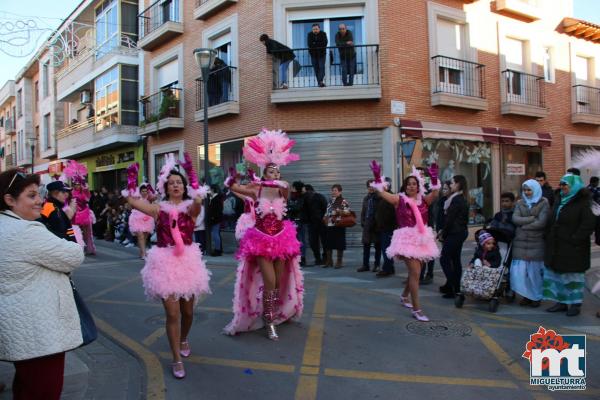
[70,278,98,346]
[334,211,357,228]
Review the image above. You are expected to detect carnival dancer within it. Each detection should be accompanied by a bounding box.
[370,161,440,321]
[122,156,211,379]
[127,177,157,259]
[223,129,304,341]
[64,161,96,255]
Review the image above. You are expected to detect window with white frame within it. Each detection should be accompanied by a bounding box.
[436,18,466,91]
[505,37,526,97]
[156,59,179,89]
[574,55,591,113]
[542,47,553,83]
[43,113,51,149]
[95,66,119,131]
[95,0,118,59]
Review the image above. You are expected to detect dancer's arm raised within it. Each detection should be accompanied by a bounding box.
[225,167,259,199]
[126,196,160,219]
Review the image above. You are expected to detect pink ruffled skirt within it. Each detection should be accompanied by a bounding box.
[237,220,301,260]
[141,244,211,301]
[74,208,94,226]
[386,226,440,261]
[129,209,155,234]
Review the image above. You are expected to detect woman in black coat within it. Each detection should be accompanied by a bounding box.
[438,175,469,297]
[544,174,595,316]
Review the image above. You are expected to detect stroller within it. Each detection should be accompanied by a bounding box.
[454,227,515,312]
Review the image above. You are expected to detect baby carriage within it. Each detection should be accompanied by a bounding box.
[454,227,515,312]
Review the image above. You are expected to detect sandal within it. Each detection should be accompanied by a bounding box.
[171,361,186,379]
[400,296,413,309]
[412,309,429,322]
[180,341,191,358]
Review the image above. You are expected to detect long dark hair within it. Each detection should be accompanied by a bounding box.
[399,175,420,194]
[0,169,41,211]
[452,175,469,199]
[163,170,190,201]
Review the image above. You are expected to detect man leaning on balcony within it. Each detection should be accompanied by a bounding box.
[260,34,296,89]
[307,23,328,87]
[335,24,356,86]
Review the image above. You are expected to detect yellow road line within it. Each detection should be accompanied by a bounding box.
[142,327,166,347]
[94,316,165,400]
[329,314,395,322]
[90,299,163,308]
[158,352,294,373]
[324,368,518,389]
[85,276,141,301]
[295,284,328,400]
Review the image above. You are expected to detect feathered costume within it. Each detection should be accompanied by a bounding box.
[123,155,211,302]
[64,160,96,255]
[223,129,304,336]
[370,162,440,261]
[128,171,157,234]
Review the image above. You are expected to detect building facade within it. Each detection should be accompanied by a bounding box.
[0,81,16,173]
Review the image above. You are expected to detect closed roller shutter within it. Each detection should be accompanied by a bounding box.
[282,130,383,246]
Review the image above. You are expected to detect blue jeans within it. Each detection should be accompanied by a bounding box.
[279,60,291,86]
[380,231,394,273]
[210,224,222,251]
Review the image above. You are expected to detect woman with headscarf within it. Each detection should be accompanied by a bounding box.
[544,174,595,316]
[509,179,549,307]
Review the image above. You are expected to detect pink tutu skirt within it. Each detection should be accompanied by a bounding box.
[386,226,440,261]
[74,208,94,226]
[129,209,155,234]
[141,244,211,301]
[237,220,300,260]
[72,225,85,247]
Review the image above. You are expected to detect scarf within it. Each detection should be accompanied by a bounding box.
[522,179,542,209]
[556,174,585,218]
[444,191,461,212]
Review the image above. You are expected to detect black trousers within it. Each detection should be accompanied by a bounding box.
[308,222,327,260]
[380,231,395,273]
[440,230,468,292]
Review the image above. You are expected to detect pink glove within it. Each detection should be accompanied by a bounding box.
[127,162,139,192]
[179,153,199,189]
[224,167,239,188]
[369,160,388,192]
[261,180,288,189]
[246,168,261,183]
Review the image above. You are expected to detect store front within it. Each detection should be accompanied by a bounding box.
[198,138,246,187]
[75,145,143,191]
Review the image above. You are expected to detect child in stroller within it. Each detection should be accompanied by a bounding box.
[468,230,501,269]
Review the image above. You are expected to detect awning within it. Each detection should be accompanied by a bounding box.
[559,17,600,44]
[399,119,551,147]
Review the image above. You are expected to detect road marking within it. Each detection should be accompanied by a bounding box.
[217,270,237,286]
[143,327,166,347]
[324,368,518,389]
[295,284,327,400]
[329,314,396,322]
[85,276,141,301]
[312,277,372,284]
[157,352,294,373]
[95,316,165,400]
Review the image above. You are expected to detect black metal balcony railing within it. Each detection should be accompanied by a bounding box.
[431,55,485,99]
[573,85,600,115]
[4,117,15,132]
[141,87,182,123]
[502,69,546,108]
[270,44,379,89]
[139,0,180,39]
[196,66,236,110]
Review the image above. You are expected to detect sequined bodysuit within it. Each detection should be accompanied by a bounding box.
[396,194,429,229]
[155,208,195,247]
[254,187,286,236]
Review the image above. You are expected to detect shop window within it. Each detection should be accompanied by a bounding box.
[500,145,542,198]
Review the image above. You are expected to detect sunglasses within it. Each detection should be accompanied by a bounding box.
[7,171,27,191]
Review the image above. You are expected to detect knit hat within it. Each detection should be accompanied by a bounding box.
[478,231,494,246]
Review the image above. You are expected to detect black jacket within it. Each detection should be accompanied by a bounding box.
[307,31,328,57]
[541,183,555,208]
[334,30,356,59]
[38,197,76,242]
[288,192,307,223]
[469,246,502,269]
[263,38,296,62]
[375,194,397,233]
[545,189,595,273]
[304,191,328,225]
[441,194,469,239]
[207,194,224,226]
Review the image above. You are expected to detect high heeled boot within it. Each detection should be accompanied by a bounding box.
[335,250,344,269]
[262,289,279,341]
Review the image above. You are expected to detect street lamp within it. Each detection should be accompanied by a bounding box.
[193,47,216,254]
[27,137,36,174]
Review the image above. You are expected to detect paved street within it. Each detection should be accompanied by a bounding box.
[3,239,600,400]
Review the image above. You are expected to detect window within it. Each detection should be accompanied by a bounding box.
[542,47,553,82]
[16,89,22,117]
[95,0,118,59]
[42,62,49,97]
[43,113,51,149]
[34,81,39,111]
[574,55,589,83]
[95,66,119,131]
[505,38,525,98]
[574,56,591,113]
[157,59,179,89]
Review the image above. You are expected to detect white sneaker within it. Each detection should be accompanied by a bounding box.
[122,240,130,245]
[125,243,134,248]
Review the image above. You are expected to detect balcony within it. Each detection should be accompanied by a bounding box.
[195,66,239,121]
[0,80,15,106]
[138,0,183,51]
[501,69,548,118]
[139,87,184,135]
[57,117,138,159]
[572,85,600,125]
[270,44,381,104]
[56,34,138,101]
[193,0,237,20]
[4,118,16,135]
[493,0,541,21]
[431,56,487,111]
[5,153,15,168]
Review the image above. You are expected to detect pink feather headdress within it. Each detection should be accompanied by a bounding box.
[573,149,600,172]
[155,153,209,200]
[242,129,300,169]
[156,153,178,197]
[410,165,427,201]
[63,160,88,185]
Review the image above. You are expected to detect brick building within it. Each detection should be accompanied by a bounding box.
[0,81,16,173]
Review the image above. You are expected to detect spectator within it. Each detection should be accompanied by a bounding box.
[194,203,206,253]
[588,176,600,247]
[260,33,296,89]
[489,192,516,240]
[0,169,84,400]
[38,181,77,242]
[307,23,328,87]
[544,174,595,316]
[222,189,239,230]
[323,184,351,268]
[304,184,328,265]
[207,57,230,106]
[439,175,469,298]
[358,179,381,272]
[468,231,502,269]
[335,23,356,86]
[510,180,549,308]
[567,167,581,176]
[207,184,224,256]
[288,181,308,266]
[534,171,554,208]
[375,178,397,277]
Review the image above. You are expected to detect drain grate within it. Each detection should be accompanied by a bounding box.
[405,321,472,337]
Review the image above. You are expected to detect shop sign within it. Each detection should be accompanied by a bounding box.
[506,163,526,176]
[48,161,64,174]
[118,151,135,163]
[96,154,115,168]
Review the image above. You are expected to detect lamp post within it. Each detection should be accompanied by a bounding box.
[193,47,216,254]
[27,137,35,174]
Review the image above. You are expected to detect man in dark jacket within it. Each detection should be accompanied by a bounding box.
[260,33,296,89]
[375,179,397,277]
[207,185,224,256]
[288,181,308,266]
[535,171,554,208]
[38,181,77,243]
[307,23,328,87]
[304,184,328,265]
[358,180,381,272]
[334,24,356,86]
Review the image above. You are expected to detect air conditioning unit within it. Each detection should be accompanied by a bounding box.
[80,90,91,104]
